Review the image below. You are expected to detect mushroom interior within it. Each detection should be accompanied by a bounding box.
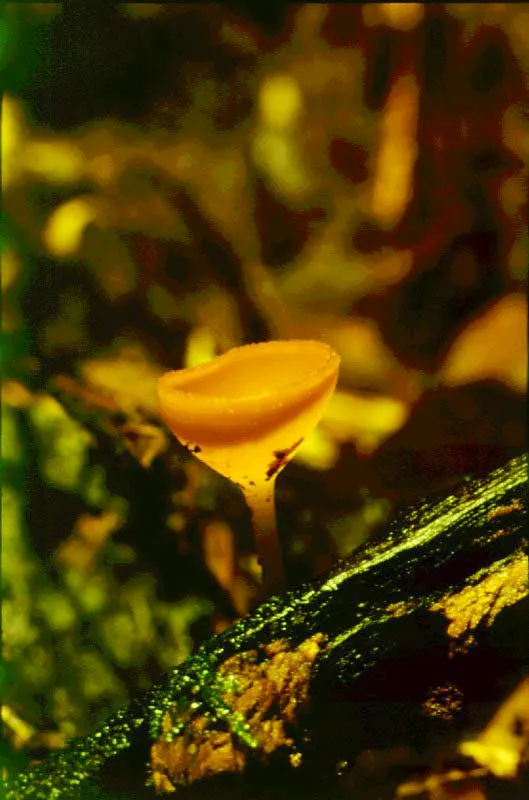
[169,343,333,398]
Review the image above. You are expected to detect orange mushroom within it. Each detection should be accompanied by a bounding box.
[157,340,340,596]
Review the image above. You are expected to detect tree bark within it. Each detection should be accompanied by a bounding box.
[6,453,528,799]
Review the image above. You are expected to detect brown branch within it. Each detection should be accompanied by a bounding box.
[6,454,527,799]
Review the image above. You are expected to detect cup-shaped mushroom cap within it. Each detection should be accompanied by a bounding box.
[158,340,340,489]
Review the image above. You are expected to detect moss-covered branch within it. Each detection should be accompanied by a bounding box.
[6,454,527,799]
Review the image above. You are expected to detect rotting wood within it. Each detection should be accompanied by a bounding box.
[5,453,527,799]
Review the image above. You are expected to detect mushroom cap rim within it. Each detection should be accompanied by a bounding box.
[158,339,341,405]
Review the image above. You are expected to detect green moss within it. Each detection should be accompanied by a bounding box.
[35,591,76,633]
[29,396,93,493]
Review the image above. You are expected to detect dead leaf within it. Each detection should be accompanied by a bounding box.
[439,293,528,393]
[80,343,163,416]
[460,678,529,778]
[55,510,125,572]
[121,423,168,468]
[371,73,419,227]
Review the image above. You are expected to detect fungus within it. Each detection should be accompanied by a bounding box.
[157,340,340,596]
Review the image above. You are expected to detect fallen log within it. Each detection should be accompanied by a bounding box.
[6,453,528,799]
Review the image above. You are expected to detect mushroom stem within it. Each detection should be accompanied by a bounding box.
[244,481,286,596]
[157,340,340,598]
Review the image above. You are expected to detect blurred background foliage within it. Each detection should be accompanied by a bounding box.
[1,0,527,775]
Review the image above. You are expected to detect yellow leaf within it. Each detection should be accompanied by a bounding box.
[371,74,419,226]
[23,141,84,183]
[440,293,528,393]
[295,426,339,471]
[460,678,529,778]
[258,74,303,130]
[323,390,409,454]
[81,344,162,416]
[184,326,218,369]
[43,197,98,258]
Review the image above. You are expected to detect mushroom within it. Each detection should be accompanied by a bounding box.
[157,340,340,597]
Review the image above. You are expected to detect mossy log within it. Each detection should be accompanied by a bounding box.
[6,454,528,799]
